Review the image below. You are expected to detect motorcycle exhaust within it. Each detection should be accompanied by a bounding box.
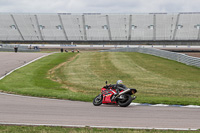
[114,88,130,99]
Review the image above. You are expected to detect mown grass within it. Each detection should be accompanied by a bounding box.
[0,125,198,133]
[55,52,200,105]
[0,53,93,101]
[0,52,199,105]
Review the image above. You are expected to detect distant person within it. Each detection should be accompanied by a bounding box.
[14,46,18,53]
[34,46,39,50]
[60,48,63,52]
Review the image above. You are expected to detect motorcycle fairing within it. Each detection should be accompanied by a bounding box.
[101,88,116,104]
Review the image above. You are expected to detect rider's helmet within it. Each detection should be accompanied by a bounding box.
[116,80,123,84]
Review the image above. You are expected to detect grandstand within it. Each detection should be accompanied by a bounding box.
[0,12,200,45]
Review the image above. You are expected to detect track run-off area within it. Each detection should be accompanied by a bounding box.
[0,52,200,131]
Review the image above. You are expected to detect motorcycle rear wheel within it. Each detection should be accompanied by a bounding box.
[93,94,103,106]
[117,94,132,107]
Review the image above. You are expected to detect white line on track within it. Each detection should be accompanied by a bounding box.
[0,52,54,80]
[130,103,200,108]
[0,122,198,131]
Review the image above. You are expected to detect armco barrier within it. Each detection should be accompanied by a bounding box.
[101,48,200,68]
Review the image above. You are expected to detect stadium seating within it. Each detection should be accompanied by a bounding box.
[155,14,177,40]
[108,14,129,40]
[85,14,110,40]
[37,14,66,40]
[60,14,84,40]
[0,13,200,41]
[175,13,200,40]
[13,14,41,40]
[131,14,154,40]
[0,14,21,40]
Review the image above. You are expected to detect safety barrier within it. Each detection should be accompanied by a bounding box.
[101,47,200,68]
[0,44,40,52]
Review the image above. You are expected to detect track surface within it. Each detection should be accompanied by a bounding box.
[0,52,200,130]
[0,52,48,77]
[0,93,200,130]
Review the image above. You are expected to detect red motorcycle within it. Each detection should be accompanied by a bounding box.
[93,81,137,107]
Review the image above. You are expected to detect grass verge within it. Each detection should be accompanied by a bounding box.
[0,125,198,133]
[0,53,93,101]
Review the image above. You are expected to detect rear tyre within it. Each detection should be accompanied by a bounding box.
[93,94,103,106]
[117,94,132,107]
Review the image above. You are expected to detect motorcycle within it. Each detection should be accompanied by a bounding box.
[93,81,137,107]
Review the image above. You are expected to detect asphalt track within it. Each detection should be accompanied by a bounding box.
[0,52,200,130]
[0,52,48,77]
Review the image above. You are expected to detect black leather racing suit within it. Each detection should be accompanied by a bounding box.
[109,84,128,95]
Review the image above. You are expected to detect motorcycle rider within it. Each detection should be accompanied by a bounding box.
[105,80,129,95]
[104,80,127,95]
[114,80,127,95]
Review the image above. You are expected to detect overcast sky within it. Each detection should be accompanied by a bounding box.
[0,0,200,13]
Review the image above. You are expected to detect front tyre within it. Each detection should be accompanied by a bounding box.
[93,94,103,106]
[117,94,132,107]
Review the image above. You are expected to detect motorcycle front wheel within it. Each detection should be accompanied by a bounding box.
[93,94,103,106]
[117,94,132,107]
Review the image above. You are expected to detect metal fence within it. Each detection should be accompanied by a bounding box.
[101,47,200,68]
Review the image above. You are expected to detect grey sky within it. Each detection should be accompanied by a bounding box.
[0,0,200,13]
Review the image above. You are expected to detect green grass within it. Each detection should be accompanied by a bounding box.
[0,125,198,133]
[0,52,199,105]
[55,52,200,105]
[0,53,93,101]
